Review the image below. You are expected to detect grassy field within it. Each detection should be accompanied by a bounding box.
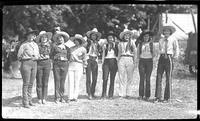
[2,40,198,119]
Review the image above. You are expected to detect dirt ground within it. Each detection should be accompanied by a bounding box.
[1,42,198,119]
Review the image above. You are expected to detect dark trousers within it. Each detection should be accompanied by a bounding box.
[86,59,98,97]
[155,54,173,100]
[20,60,37,106]
[138,58,153,98]
[102,58,118,97]
[36,59,51,100]
[53,61,69,101]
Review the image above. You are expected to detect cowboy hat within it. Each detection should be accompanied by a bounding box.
[86,28,102,40]
[139,30,154,38]
[53,31,70,42]
[162,25,176,34]
[70,34,86,45]
[119,28,134,40]
[35,31,52,43]
[26,28,38,36]
[105,31,118,39]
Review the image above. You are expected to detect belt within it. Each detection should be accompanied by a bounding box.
[160,54,172,59]
[89,56,97,60]
[38,58,49,61]
[121,55,133,57]
[21,58,37,61]
[54,59,68,62]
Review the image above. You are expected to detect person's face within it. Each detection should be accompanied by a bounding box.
[143,34,150,42]
[41,35,48,43]
[163,29,171,38]
[91,34,98,41]
[74,39,80,46]
[107,35,114,43]
[124,33,131,41]
[57,35,64,44]
[28,33,37,41]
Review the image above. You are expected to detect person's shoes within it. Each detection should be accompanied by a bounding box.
[144,97,150,101]
[88,95,92,100]
[138,96,144,100]
[55,99,60,104]
[23,104,30,108]
[60,99,66,103]
[125,96,132,99]
[38,99,42,104]
[92,95,97,99]
[162,99,170,103]
[153,98,162,103]
[29,102,35,106]
[100,96,106,100]
[73,99,78,102]
[42,99,47,104]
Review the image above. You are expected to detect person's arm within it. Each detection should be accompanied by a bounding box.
[117,43,121,62]
[102,44,106,64]
[17,44,24,60]
[173,39,180,59]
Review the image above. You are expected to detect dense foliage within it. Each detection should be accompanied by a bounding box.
[2,4,197,41]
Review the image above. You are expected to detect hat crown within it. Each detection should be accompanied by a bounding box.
[39,31,47,35]
[74,34,83,38]
[83,36,87,41]
[91,28,98,32]
[54,27,61,31]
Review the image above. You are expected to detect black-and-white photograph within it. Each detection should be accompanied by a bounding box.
[1,3,198,119]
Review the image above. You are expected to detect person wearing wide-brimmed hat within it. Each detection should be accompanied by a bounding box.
[101,31,119,99]
[154,25,180,103]
[85,28,102,99]
[49,30,71,103]
[137,30,156,101]
[67,34,87,102]
[117,28,137,99]
[17,28,40,108]
[35,31,52,104]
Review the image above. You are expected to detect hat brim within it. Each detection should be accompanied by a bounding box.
[86,31,102,40]
[70,37,85,45]
[119,31,133,40]
[53,32,69,42]
[162,26,176,34]
[35,32,52,43]
[26,30,38,36]
[139,31,155,39]
[105,33,118,39]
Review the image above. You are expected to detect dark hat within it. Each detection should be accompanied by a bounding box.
[105,31,118,38]
[26,28,38,36]
[139,30,155,38]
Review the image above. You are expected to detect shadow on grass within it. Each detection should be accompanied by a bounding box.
[173,69,197,80]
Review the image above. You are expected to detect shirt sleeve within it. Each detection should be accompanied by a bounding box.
[173,39,180,59]
[17,44,24,60]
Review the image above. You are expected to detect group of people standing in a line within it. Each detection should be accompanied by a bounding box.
[16,25,179,108]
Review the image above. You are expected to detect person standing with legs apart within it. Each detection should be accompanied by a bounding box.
[137,30,156,101]
[50,31,71,103]
[118,29,137,99]
[86,28,102,100]
[68,34,87,102]
[154,25,179,103]
[101,31,118,99]
[17,28,39,108]
[35,31,52,104]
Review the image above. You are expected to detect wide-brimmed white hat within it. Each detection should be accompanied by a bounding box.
[162,25,176,34]
[70,34,86,45]
[86,28,102,40]
[53,31,70,42]
[35,31,52,43]
[119,28,134,40]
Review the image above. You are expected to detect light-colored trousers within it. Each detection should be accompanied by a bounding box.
[68,62,83,100]
[118,56,135,97]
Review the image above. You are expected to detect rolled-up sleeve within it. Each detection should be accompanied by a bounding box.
[17,44,24,60]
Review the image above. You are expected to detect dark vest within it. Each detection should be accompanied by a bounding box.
[139,42,153,55]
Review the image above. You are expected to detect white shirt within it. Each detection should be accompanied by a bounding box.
[137,42,155,59]
[17,41,39,60]
[159,36,180,59]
